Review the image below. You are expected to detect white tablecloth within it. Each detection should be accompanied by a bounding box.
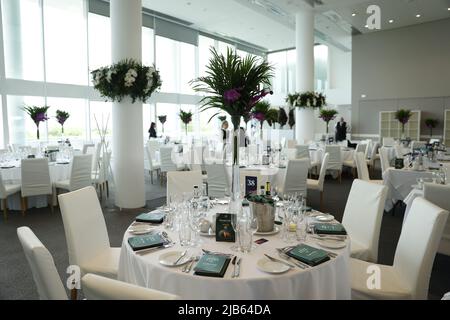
[383,168,433,211]
[1,162,71,210]
[309,148,354,164]
[118,208,351,300]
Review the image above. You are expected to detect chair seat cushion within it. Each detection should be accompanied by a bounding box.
[350,239,371,261]
[306,179,320,190]
[4,184,21,197]
[351,258,411,300]
[81,248,120,279]
[369,180,384,185]
[54,180,70,190]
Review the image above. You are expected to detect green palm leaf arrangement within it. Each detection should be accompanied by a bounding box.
[395,109,412,134]
[288,108,295,129]
[252,101,270,129]
[158,115,167,133]
[425,118,438,137]
[23,105,50,140]
[319,109,338,134]
[179,110,193,135]
[56,110,70,134]
[266,109,279,127]
[278,108,288,129]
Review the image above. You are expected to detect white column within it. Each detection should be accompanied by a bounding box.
[111,0,145,209]
[295,9,315,144]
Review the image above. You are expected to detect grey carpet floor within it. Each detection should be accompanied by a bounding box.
[0,170,449,300]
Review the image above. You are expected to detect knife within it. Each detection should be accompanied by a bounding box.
[264,254,295,268]
[235,257,241,278]
[231,256,237,278]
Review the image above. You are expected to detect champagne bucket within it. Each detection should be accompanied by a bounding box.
[250,202,275,232]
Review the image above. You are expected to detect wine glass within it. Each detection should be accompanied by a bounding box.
[188,208,203,247]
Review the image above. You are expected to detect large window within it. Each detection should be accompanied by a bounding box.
[46,97,87,142]
[43,0,88,85]
[1,0,44,81]
[88,12,111,74]
[90,101,112,142]
[142,26,155,66]
[198,35,215,77]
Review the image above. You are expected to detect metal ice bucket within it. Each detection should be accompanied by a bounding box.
[250,202,275,232]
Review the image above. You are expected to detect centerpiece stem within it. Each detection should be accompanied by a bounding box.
[231,115,241,202]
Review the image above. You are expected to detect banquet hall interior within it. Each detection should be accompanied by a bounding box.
[0,0,450,301]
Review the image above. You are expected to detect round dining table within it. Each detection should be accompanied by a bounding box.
[118,206,351,300]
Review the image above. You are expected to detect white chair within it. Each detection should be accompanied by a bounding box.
[82,143,95,155]
[423,183,450,256]
[17,227,68,300]
[81,273,179,300]
[54,155,93,195]
[145,142,160,184]
[92,151,111,199]
[383,137,395,147]
[367,142,380,173]
[351,197,449,299]
[159,146,179,183]
[285,148,297,160]
[167,171,203,201]
[355,152,383,184]
[279,159,309,198]
[379,147,391,175]
[307,153,329,210]
[58,186,120,279]
[205,164,230,198]
[295,145,309,159]
[342,179,388,263]
[343,143,367,177]
[0,171,21,220]
[21,158,53,215]
[324,145,343,182]
[287,139,297,148]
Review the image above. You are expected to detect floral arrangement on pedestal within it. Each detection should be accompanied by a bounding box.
[395,109,412,137]
[55,110,70,134]
[191,47,273,201]
[278,108,288,129]
[288,108,295,129]
[179,110,193,136]
[425,118,438,138]
[319,109,338,134]
[286,92,326,108]
[23,105,50,140]
[158,115,167,133]
[91,59,162,103]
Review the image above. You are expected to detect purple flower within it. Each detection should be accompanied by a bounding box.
[252,112,265,122]
[224,89,241,103]
[248,89,273,107]
[57,116,67,125]
[35,112,49,123]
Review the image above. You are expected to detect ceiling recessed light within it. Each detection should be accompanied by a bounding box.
[416,14,421,18]
[352,13,356,17]
[389,19,394,23]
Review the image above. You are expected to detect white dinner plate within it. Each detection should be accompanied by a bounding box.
[254,225,280,236]
[159,251,191,267]
[256,258,290,274]
[316,239,346,249]
[128,224,154,235]
[315,214,335,222]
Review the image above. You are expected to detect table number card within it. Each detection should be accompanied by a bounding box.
[245,176,258,196]
[215,213,236,242]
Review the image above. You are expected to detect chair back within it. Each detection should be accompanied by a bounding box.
[147,140,160,160]
[58,187,111,271]
[295,145,310,159]
[342,179,388,262]
[379,147,391,174]
[355,143,368,155]
[281,159,309,198]
[317,153,330,190]
[81,273,178,300]
[355,152,370,181]
[324,145,342,171]
[21,158,52,197]
[145,143,156,171]
[82,143,95,155]
[205,164,230,198]
[159,147,178,173]
[393,197,449,299]
[17,227,68,300]
[423,183,450,255]
[382,137,395,147]
[167,171,203,200]
[369,142,379,161]
[69,155,93,191]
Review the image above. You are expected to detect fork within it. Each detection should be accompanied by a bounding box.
[275,248,309,269]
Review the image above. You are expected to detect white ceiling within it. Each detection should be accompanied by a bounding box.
[142,0,450,52]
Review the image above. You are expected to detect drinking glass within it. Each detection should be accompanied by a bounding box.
[239,222,253,253]
[178,210,191,246]
[296,214,307,242]
[230,213,241,252]
[189,208,203,246]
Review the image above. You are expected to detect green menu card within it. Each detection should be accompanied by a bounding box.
[135,211,166,224]
[215,213,236,242]
[286,244,330,266]
[128,233,165,251]
[193,254,231,278]
[314,223,347,235]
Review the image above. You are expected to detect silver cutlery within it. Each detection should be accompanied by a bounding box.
[173,250,188,265]
[311,235,347,242]
[182,256,195,272]
[264,254,295,269]
[184,256,200,273]
[202,249,234,257]
[231,256,237,278]
[275,248,308,269]
[235,257,241,278]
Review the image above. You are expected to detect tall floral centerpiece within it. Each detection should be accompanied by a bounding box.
[288,108,295,129]
[158,115,167,134]
[191,47,273,202]
[23,105,50,140]
[319,109,338,134]
[395,109,412,138]
[425,119,438,138]
[55,110,70,134]
[252,101,269,139]
[179,110,193,136]
[278,108,288,129]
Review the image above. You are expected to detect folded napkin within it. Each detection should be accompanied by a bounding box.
[286,244,330,266]
[127,233,165,251]
[135,211,166,224]
[193,254,231,278]
[314,223,347,235]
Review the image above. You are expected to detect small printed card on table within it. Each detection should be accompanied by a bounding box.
[215,213,236,242]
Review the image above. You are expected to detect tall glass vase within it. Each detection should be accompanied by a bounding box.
[230,115,241,206]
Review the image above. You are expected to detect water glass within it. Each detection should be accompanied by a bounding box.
[239,227,253,253]
[296,218,307,242]
[178,220,191,246]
